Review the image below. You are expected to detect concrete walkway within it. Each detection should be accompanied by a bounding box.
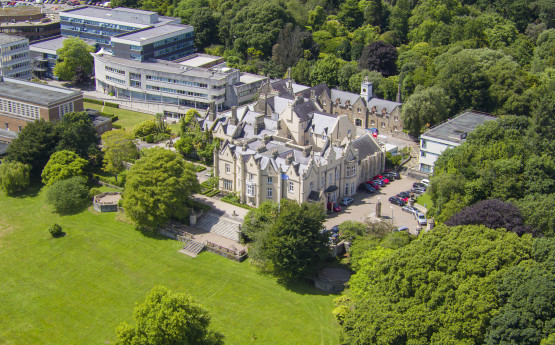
[192,194,248,221]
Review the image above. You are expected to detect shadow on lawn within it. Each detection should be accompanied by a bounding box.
[283,278,335,296]
[11,183,42,199]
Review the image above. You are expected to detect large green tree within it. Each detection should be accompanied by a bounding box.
[0,161,30,195]
[6,120,59,177]
[122,147,200,230]
[341,224,534,344]
[56,112,101,159]
[115,286,224,345]
[41,150,88,186]
[247,200,328,282]
[46,176,90,214]
[53,38,94,81]
[401,85,451,136]
[101,130,138,181]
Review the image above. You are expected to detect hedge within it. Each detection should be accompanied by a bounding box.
[205,189,220,197]
[83,98,119,108]
[112,124,122,129]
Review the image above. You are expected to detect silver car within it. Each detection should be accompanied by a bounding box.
[415,212,427,226]
[402,205,419,215]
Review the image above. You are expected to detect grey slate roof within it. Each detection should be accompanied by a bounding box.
[293,99,320,122]
[367,98,402,114]
[421,111,497,144]
[330,89,361,107]
[352,133,382,159]
[309,112,337,136]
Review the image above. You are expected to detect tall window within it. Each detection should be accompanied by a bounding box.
[267,187,272,198]
[329,173,333,184]
[345,183,349,194]
[225,163,230,174]
[248,173,253,181]
[59,101,74,117]
[247,184,255,197]
[223,179,232,190]
[288,181,294,193]
[310,181,314,190]
[267,176,273,184]
[321,174,325,187]
[351,182,355,194]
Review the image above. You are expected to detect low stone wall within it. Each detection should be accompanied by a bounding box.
[205,241,248,262]
[93,192,122,212]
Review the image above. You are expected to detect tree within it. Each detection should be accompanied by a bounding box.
[41,150,88,186]
[242,200,280,242]
[114,286,224,345]
[0,161,30,195]
[338,221,367,242]
[310,54,346,88]
[272,23,317,68]
[516,194,555,237]
[6,120,59,177]
[46,176,90,214]
[341,224,534,344]
[445,199,538,237]
[122,148,200,230]
[56,112,101,158]
[337,0,363,30]
[189,7,219,50]
[401,85,451,136]
[101,130,138,181]
[291,58,312,86]
[53,38,94,81]
[388,0,411,43]
[133,119,158,138]
[358,41,398,77]
[71,65,89,86]
[248,200,328,282]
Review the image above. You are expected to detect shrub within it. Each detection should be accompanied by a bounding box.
[83,98,103,105]
[49,223,63,237]
[46,176,90,214]
[153,133,170,142]
[133,120,157,138]
[104,101,119,108]
[111,115,119,122]
[112,124,122,129]
[145,134,154,143]
[0,161,31,195]
[41,150,88,186]
[89,187,102,199]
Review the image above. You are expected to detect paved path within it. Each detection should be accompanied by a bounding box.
[192,194,248,222]
[324,175,427,236]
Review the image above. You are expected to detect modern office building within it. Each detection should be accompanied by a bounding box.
[0,76,83,143]
[0,33,31,79]
[59,6,192,60]
[94,52,267,110]
[0,7,60,42]
[418,111,496,173]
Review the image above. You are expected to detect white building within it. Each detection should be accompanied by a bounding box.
[0,34,31,80]
[419,111,496,173]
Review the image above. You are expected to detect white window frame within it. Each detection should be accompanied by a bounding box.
[267,187,272,198]
[288,181,294,193]
[225,163,230,174]
[267,176,273,184]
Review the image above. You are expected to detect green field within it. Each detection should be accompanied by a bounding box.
[84,102,181,133]
[416,193,433,210]
[0,187,339,345]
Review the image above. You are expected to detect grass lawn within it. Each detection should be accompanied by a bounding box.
[0,187,339,345]
[416,192,433,209]
[84,102,181,134]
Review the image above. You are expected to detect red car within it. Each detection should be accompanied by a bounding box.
[366,180,380,189]
[327,202,341,212]
[374,175,390,184]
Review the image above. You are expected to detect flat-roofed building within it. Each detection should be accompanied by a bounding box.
[94,52,267,110]
[59,6,187,53]
[0,7,60,42]
[0,33,31,79]
[0,76,83,143]
[418,111,497,173]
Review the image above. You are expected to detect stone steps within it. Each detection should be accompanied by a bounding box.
[195,213,241,242]
[179,240,205,257]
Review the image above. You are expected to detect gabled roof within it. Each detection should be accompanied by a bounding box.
[271,79,310,96]
[293,99,320,122]
[367,98,402,114]
[297,83,330,99]
[352,133,382,158]
[309,112,338,136]
[330,89,361,107]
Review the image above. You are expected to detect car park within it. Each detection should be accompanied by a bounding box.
[340,197,354,206]
[415,212,427,225]
[389,196,406,206]
[327,202,341,212]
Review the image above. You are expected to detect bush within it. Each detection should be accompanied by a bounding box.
[133,120,157,138]
[46,176,90,214]
[145,134,154,143]
[104,101,119,108]
[89,187,102,199]
[153,133,170,142]
[83,98,103,105]
[41,150,88,186]
[111,115,119,122]
[49,223,63,237]
[112,123,122,129]
[0,161,31,195]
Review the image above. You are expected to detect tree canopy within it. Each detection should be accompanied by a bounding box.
[114,286,224,345]
[246,200,328,282]
[56,112,101,158]
[46,176,90,214]
[101,130,138,180]
[0,161,30,195]
[41,150,88,186]
[122,147,200,230]
[53,38,94,81]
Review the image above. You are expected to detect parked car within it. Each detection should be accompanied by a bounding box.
[415,212,427,226]
[358,183,375,193]
[421,179,430,186]
[366,180,380,189]
[412,187,426,194]
[413,182,427,189]
[327,202,341,212]
[396,193,409,202]
[374,175,390,184]
[395,226,409,232]
[397,191,411,199]
[384,171,401,180]
[373,179,385,187]
[389,196,406,206]
[402,205,419,215]
[340,197,354,206]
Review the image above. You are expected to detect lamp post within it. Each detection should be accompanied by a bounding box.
[390,205,394,224]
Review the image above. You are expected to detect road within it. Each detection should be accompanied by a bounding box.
[324,175,428,236]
